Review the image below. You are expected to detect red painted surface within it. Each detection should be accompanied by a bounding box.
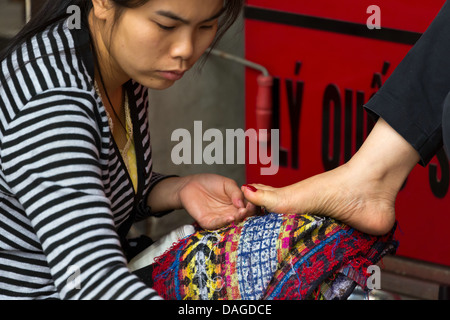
[244,0,450,266]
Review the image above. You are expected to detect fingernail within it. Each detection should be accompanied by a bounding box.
[243,184,257,192]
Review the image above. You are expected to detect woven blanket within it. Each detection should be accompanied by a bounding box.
[149,212,397,300]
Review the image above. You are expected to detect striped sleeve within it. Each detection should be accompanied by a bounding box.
[0,88,161,300]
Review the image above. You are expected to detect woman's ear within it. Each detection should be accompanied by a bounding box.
[91,0,115,21]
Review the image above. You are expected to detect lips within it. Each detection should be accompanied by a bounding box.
[157,70,186,81]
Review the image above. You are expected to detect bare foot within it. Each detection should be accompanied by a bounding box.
[242,163,397,236]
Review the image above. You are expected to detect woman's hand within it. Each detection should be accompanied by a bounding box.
[178,174,258,230]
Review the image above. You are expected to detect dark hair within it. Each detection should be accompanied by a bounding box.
[0,0,244,63]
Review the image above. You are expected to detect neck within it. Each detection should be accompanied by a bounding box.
[88,11,130,95]
[89,14,128,142]
[88,10,129,136]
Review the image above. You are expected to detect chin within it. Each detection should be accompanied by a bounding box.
[137,77,176,90]
[151,82,176,91]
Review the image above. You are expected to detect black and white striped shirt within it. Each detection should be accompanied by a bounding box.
[0,17,168,299]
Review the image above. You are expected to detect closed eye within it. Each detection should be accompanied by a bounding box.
[156,22,176,31]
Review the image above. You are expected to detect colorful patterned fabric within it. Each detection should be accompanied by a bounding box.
[149,212,398,300]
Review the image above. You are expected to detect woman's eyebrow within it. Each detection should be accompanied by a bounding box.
[155,8,225,24]
[203,8,226,22]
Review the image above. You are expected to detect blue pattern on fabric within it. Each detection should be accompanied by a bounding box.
[266,230,341,299]
[236,213,282,300]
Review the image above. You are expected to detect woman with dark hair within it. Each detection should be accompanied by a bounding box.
[0,0,253,299]
[0,0,396,300]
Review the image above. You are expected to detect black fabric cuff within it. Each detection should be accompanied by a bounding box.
[364,95,442,166]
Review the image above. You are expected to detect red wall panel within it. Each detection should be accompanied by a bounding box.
[244,0,450,266]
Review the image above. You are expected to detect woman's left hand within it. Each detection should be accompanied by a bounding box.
[178,174,258,230]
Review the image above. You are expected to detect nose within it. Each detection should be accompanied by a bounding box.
[170,32,195,63]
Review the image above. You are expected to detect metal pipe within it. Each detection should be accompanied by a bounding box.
[208,48,273,143]
[25,0,32,23]
[209,48,270,77]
